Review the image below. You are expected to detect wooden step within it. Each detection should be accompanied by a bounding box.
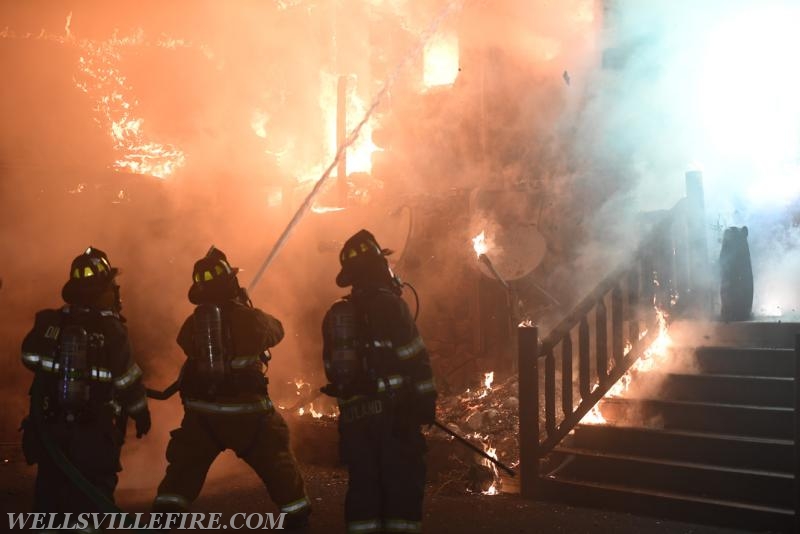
[692,347,795,378]
[571,424,795,472]
[670,320,800,349]
[550,446,794,508]
[539,475,794,532]
[596,398,794,439]
[626,372,794,407]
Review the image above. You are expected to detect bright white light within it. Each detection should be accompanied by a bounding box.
[698,2,800,205]
[423,32,459,88]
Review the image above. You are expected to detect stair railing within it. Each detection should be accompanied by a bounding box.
[518,190,703,497]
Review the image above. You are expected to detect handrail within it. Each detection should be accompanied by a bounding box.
[539,202,683,354]
[518,194,696,498]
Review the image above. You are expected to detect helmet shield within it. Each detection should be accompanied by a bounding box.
[188,246,240,304]
[336,229,393,288]
[61,247,119,305]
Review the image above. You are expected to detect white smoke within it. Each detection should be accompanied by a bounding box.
[578,0,800,315]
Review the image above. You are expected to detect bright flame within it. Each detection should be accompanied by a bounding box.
[477,370,495,400]
[308,402,324,419]
[481,444,500,496]
[483,371,494,390]
[623,341,633,356]
[580,308,672,425]
[294,378,309,394]
[72,28,189,178]
[472,231,488,257]
[580,405,607,426]
[423,32,459,88]
[636,309,672,373]
[2,15,195,179]
[314,72,380,181]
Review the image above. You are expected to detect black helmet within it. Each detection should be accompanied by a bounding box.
[61,247,119,304]
[336,229,393,288]
[188,246,240,304]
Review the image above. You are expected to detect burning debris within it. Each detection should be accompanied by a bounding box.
[435,370,520,495]
[276,378,338,421]
[432,306,676,492]
[1,13,197,178]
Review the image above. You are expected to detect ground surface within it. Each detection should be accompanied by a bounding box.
[1,444,752,534]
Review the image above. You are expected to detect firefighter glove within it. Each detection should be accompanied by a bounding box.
[135,410,151,438]
[413,395,437,426]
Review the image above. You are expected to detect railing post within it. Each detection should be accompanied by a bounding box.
[562,332,573,418]
[612,284,624,369]
[596,297,608,385]
[579,317,590,400]
[686,170,711,316]
[545,350,556,436]
[653,227,671,310]
[628,267,640,343]
[518,326,539,498]
[641,246,656,308]
[794,334,800,530]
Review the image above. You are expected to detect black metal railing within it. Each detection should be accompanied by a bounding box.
[518,177,708,497]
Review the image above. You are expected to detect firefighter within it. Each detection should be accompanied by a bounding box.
[321,230,437,534]
[19,247,151,519]
[152,247,311,529]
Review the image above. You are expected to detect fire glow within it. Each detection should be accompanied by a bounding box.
[481,444,500,496]
[2,13,193,178]
[472,231,488,257]
[477,371,495,399]
[580,308,672,426]
[423,32,459,88]
[323,74,380,178]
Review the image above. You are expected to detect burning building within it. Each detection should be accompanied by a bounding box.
[4,0,799,530]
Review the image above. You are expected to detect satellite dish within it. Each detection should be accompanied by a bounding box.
[475,225,546,281]
[469,188,547,282]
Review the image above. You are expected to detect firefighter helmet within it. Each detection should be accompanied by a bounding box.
[61,247,119,304]
[188,246,240,304]
[336,229,393,288]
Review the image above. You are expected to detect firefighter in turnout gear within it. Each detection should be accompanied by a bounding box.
[322,230,437,534]
[19,247,151,518]
[153,247,311,528]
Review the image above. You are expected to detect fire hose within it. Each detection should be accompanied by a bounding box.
[290,386,516,478]
[433,421,516,477]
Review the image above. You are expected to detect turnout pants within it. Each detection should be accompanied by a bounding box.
[153,407,310,519]
[23,419,121,523]
[339,398,426,534]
